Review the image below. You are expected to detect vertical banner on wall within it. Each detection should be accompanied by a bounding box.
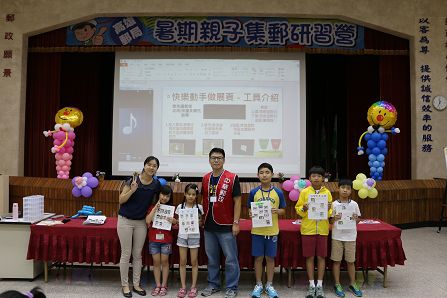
[66,16,364,50]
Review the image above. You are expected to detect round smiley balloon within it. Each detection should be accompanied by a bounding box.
[367,101,397,130]
[55,107,84,128]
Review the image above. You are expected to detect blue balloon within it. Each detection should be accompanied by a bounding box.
[372,132,381,142]
[381,148,388,155]
[381,161,385,167]
[381,133,389,141]
[364,133,371,141]
[366,148,371,155]
[368,154,377,161]
[373,161,380,167]
[377,154,385,162]
[377,167,384,173]
[377,140,386,149]
[157,177,167,186]
[373,172,380,179]
[368,161,373,167]
[367,140,377,148]
[377,176,382,181]
[372,147,381,155]
[370,167,377,173]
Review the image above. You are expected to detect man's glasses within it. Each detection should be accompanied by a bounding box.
[210,156,224,161]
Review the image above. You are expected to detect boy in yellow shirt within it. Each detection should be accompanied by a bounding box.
[295,166,332,298]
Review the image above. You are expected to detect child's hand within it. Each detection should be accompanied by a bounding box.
[353,214,359,220]
[328,202,332,210]
[302,203,308,211]
[271,208,279,214]
[334,213,342,220]
[166,217,175,224]
[248,209,252,218]
[155,201,161,210]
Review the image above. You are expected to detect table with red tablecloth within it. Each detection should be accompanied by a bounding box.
[27,218,405,286]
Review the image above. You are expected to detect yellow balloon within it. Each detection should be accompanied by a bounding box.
[356,173,367,181]
[367,101,397,129]
[358,188,368,199]
[368,188,378,198]
[353,179,363,190]
[55,107,83,128]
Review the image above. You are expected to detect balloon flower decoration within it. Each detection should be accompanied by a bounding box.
[71,172,99,198]
[353,173,378,199]
[357,101,400,180]
[281,175,311,201]
[43,107,84,179]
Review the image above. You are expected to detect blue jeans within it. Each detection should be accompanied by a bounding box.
[204,230,240,290]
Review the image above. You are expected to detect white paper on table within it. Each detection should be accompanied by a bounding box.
[334,203,356,229]
[307,194,328,220]
[251,201,273,228]
[152,204,175,231]
[178,208,199,234]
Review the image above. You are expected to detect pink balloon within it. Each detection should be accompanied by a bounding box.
[58,160,66,166]
[289,189,300,201]
[289,175,300,182]
[57,175,62,179]
[53,139,63,146]
[66,160,72,166]
[61,175,69,179]
[62,165,69,171]
[66,147,74,154]
[58,170,65,176]
[54,131,65,140]
[58,147,66,154]
[282,180,294,192]
[65,140,73,147]
[55,153,63,160]
[62,153,71,160]
[305,179,312,187]
[56,166,62,171]
[68,132,76,140]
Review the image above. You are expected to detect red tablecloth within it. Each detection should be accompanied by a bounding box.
[27,218,405,270]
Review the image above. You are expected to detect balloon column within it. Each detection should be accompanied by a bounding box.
[357,101,400,180]
[71,172,99,198]
[353,173,378,199]
[281,175,311,201]
[43,107,84,179]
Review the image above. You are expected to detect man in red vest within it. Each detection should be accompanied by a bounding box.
[201,148,241,298]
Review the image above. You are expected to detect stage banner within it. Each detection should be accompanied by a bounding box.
[66,17,364,49]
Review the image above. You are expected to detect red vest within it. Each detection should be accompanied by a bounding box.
[202,170,236,225]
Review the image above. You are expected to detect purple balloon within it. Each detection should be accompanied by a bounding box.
[81,186,93,198]
[82,172,93,178]
[87,177,99,188]
[366,178,375,187]
[72,187,82,197]
[68,131,76,140]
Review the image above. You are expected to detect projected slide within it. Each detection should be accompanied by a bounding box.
[112,52,305,177]
[162,86,283,157]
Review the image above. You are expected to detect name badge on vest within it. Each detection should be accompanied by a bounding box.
[156,233,164,240]
[210,196,217,203]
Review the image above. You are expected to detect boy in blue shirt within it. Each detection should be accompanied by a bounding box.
[248,163,286,298]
